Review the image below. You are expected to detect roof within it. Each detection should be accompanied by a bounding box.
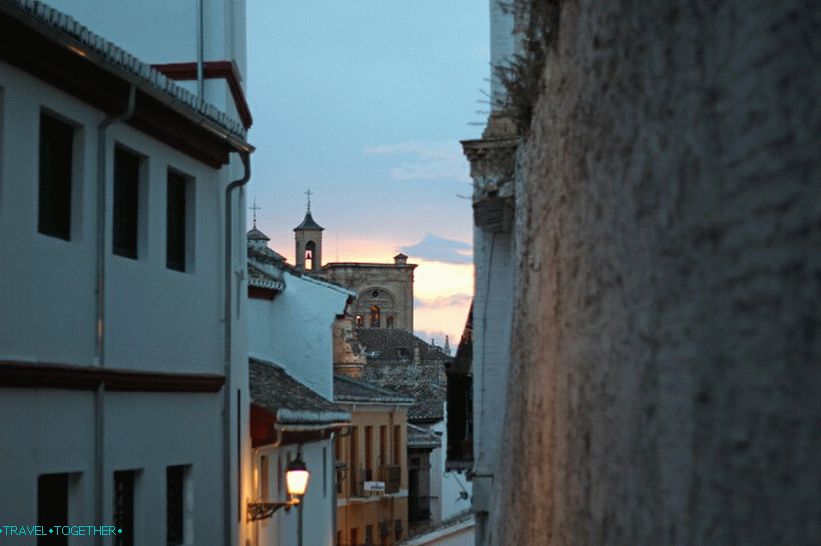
[250,359,349,425]
[247,227,270,241]
[294,211,324,231]
[2,0,247,140]
[407,424,441,449]
[403,383,445,422]
[354,329,451,363]
[333,375,414,405]
[0,1,251,167]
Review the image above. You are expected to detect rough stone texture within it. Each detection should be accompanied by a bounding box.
[492,1,821,544]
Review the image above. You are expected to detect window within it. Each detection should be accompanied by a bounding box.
[260,455,269,500]
[113,147,141,258]
[393,425,401,465]
[349,427,358,496]
[350,528,358,546]
[369,305,380,328]
[38,113,74,240]
[166,465,186,545]
[364,426,373,480]
[394,519,403,540]
[113,470,135,546]
[166,170,188,271]
[379,426,387,467]
[38,473,68,546]
[277,455,283,497]
[323,447,327,498]
[365,524,374,546]
[386,316,394,328]
[355,315,364,328]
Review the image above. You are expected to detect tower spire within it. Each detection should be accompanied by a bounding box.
[305,188,313,213]
[249,198,261,228]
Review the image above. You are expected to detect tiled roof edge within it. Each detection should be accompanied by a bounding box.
[8,0,247,138]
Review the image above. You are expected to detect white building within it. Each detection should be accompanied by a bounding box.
[458,1,519,544]
[0,1,253,545]
[247,228,353,546]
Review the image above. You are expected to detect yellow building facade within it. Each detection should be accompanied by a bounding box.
[334,375,414,546]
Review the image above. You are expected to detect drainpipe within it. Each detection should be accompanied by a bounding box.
[224,151,251,546]
[196,0,204,98]
[94,85,136,546]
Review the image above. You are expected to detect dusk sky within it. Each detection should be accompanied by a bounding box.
[245,1,489,345]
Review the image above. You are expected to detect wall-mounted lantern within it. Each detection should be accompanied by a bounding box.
[248,455,311,522]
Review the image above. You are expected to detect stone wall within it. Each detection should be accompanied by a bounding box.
[492,1,821,544]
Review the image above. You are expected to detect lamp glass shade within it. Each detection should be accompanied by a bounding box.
[285,458,310,497]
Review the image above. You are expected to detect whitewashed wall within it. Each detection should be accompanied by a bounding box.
[0,57,245,544]
[252,440,336,546]
[248,270,351,400]
[43,0,248,130]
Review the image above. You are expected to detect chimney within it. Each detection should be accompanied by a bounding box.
[394,253,408,265]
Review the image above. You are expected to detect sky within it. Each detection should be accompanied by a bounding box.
[245,1,489,346]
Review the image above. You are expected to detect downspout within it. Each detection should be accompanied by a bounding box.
[196,0,205,98]
[224,151,251,546]
[94,85,136,546]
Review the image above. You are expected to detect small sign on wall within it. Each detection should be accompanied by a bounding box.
[364,481,386,493]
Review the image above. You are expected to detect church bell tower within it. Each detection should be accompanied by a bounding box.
[293,189,324,272]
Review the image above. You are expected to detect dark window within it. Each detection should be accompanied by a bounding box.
[394,519,403,540]
[166,466,185,545]
[38,473,68,546]
[113,471,135,546]
[369,305,380,328]
[355,315,364,328]
[260,455,269,500]
[386,316,394,328]
[113,147,140,258]
[166,171,187,271]
[38,114,74,240]
[393,425,401,465]
[379,426,387,467]
[365,426,373,479]
[365,524,374,546]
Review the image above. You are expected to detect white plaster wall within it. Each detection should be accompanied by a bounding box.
[0,64,99,365]
[0,58,249,545]
[253,440,335,546]
[42,0,247,123]
[489,0,517,111]
[432,418,472,523]
[248,271,349,400]
[470,225,513,537]
[0,389,225,546]
[0,62,224,375]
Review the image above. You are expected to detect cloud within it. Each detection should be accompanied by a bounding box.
[415,293,473,310]
[363,140,471,183]
[399,233,473,264]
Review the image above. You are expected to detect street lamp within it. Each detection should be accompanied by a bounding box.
[248,455,311,522]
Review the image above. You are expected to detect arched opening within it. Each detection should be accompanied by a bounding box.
[355,315,364,328]
[304,240,315,270]
[369,305,381,328]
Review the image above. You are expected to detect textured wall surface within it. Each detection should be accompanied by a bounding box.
[492,1,821,544]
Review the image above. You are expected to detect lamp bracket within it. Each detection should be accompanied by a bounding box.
[247,500,296,522]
